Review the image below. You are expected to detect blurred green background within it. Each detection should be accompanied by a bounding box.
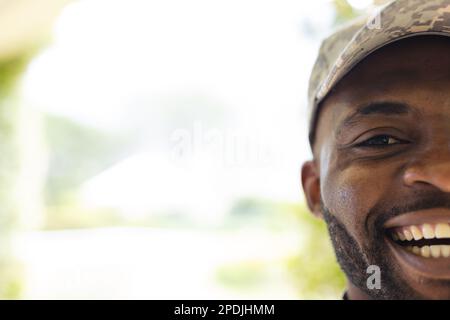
[0,0,386,299]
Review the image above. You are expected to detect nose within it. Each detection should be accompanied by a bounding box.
[403,147,450,192]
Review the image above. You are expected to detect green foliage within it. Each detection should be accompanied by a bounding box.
[0,54,33,299]
[333,0,359,25]
[0,261,23,299]
[44,200,122,230]
[287,203,346,299]
[217,199,346,299]
[0,55,31,99]
[216,261,268,290]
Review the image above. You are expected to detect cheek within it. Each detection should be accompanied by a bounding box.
[321,165,386,239]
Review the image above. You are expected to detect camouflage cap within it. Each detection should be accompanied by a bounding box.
[308,0,450,146]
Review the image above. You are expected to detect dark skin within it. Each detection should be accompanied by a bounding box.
[302,36,450,299]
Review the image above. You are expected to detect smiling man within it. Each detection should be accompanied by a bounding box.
[301,0,450,299]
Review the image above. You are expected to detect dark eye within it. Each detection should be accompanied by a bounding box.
[357,134,406,147]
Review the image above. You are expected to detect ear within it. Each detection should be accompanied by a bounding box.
[301,160,323,219]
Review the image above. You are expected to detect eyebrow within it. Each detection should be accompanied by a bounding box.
[336,101,412,135]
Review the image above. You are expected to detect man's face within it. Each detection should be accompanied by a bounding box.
[302,36,450,299]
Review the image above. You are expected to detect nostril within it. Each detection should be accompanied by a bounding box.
[403,168,429,186]
[403,164,450,192]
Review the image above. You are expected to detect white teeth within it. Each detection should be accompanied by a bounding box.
[391,223,450,258]
[422,224,435,239]
[421,246,431,258]
[410,226,423,240]
[430,245,441,258]
[441,245,450,258]
[391,223,450,241]
[435,223,450,239]
[407,245,450,258]
[403,229,413,241]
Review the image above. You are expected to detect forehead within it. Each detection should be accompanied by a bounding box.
[314,36,450,153]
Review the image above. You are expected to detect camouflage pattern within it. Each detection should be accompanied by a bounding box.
[308,0,450,145]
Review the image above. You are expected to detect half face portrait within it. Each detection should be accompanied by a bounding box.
[302,0,450,300]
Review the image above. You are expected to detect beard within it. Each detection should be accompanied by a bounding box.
[320,192,450,300]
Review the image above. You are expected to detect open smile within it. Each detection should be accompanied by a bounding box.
[389,223,450,258]
[383,209,450,279]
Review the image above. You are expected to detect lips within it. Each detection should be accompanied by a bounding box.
[389,223,450,258]
[381,208,450,283]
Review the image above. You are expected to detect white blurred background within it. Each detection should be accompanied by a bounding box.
[0,0,382,299]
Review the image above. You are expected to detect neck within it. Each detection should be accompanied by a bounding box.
[346,281,373,300]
